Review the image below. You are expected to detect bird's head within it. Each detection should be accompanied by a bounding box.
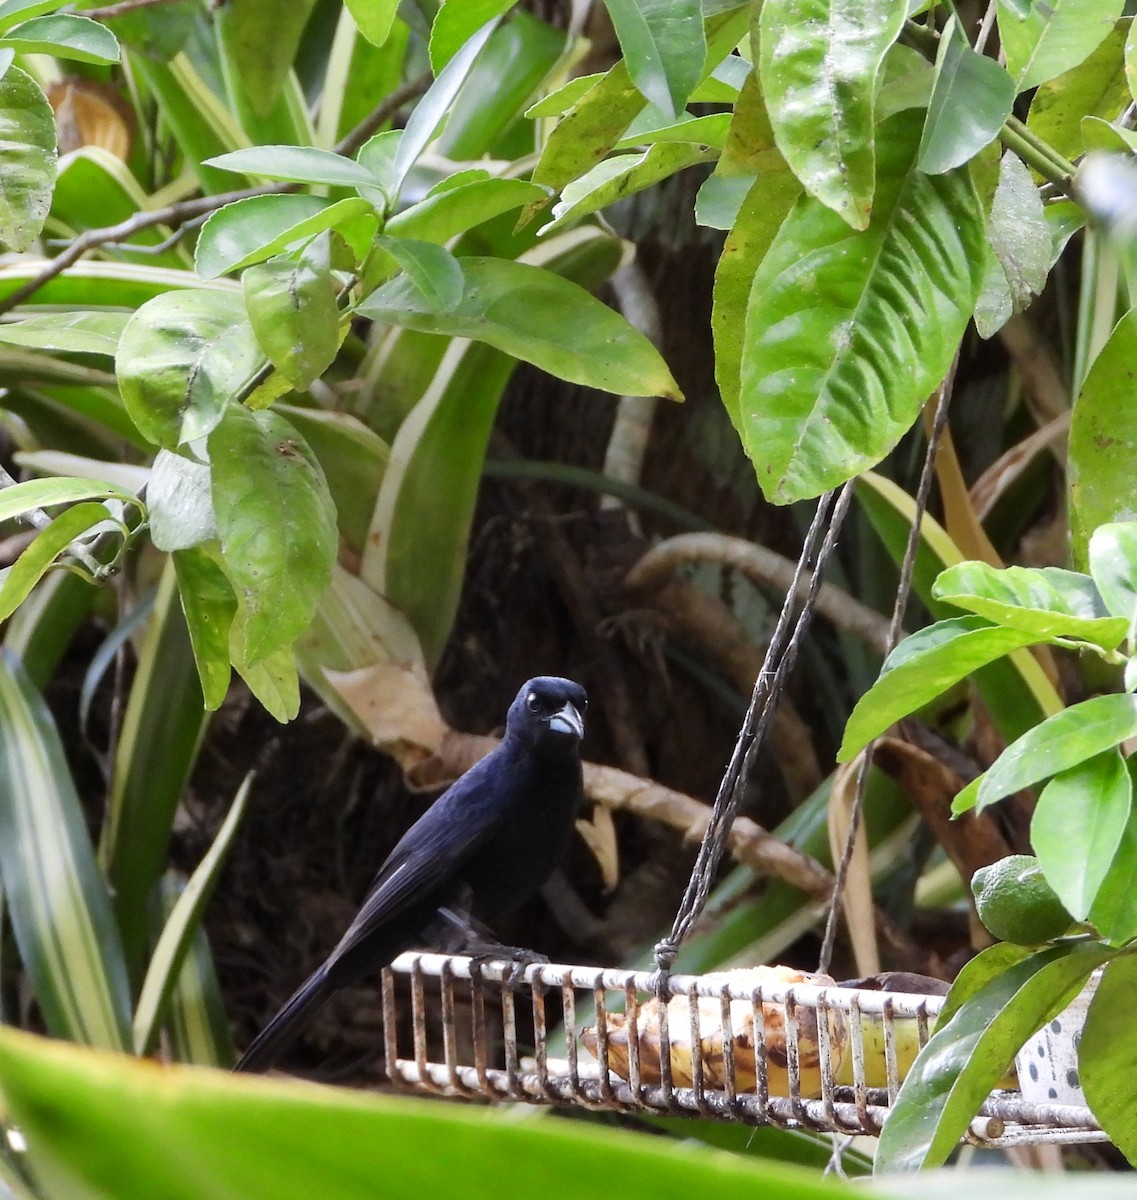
[506,677,587,748]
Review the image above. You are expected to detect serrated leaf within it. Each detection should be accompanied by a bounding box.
[148,450,217,552]
[601,0,705,119]
[740,110,984,503]
[997,0,1124,93]
[195,195,374,281]
[172,545,236,710]
[759,0,906,229]
[203,145,379,189]
[839,617,1044,763]
[357,256,682,400]
[0,649,131,1049]
[0,312,128,356]
[1,13,119,63]
[953,693,1137,815]
[1032,751,1131,921]
[208,406,337,666]
[116,291,262,448]
[918,16,1014,175]
[0,65,56,252]
[933,561,1128,650]
[242,240,341,389]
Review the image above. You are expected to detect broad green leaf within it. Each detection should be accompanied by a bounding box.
[0,312,128,356]
[1089,522,1137,635]
[133,775,252,1055]
[0,475,136,523]
[195,195,374,280]
[429,0,515,72]
[0,0,59,31]
[345,0,398,47]
[759,0,906,229]
[1027,19,1129,163]
[740,111,984,503]
[1089,778,1137,945]
[100,561,208,976]
[876,941,1114,1171]
[839,617,1044,762]
[173,544,236,710]
[374,236,464,311]
[0,1026,871,1200]
[954,693,1137,815]
[0,66,56,252]
[1,13,119,63]
[357,256,683,400]
[601,0,705,119]
[214,0,316,120]
[391,18,497,196]
[877,42,934,121]
[932,561,1128,650]
[387,175,547,244]
[1070,309,1137,563]
[117,291,261,448]
[209,405,337,665]
[973,150,1051,339]
[203,145,379,189]
[0,649,131,1049]
[0,502,116,620]
[1033,752,1131,921]
[230,636,300,723]
[1081,954,1137,1163]
[243,239,342,389]
[544,142,718,234]
[999,0,1124,94]
[148,449,217,552]
[918,17,1014,175]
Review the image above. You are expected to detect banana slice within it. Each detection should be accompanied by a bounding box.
[581,965,847,1097]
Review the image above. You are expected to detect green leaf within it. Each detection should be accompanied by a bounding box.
[429,0,515,72]
[759,0,906,229]
[357,256,683,400]
[973,150,1051,339]
[998,0,1124,93]
[1070,309,1137,563]
[133,775,252,1056]
[1032,751,1132,921]
[231,636,300,723]
[1081,954,1137,1164]
[876,941,1114,1171]
[0,0,60,33]
[374,236,465,311]
[0,649,131,1049]
[0,66,56,252]
[243,240,342,389]
[0,475,136,523]
[1089,522,1137,633]
[173,545,236,711]
[209,406,337,665]
[386,175,548,244]
[839,617,1044,763]
[1,13,119,63]
[148,449,217,553]
[544,141,718,234]
[195,195,375,281]
[203,145,379,189]
[526,72,605,118]
[954,693,1137,815]
[0,1026,873,1200]
[1027,18,1129,164]
[0,502,117,620]
[0,312,128,356]
[214,0,316,120]
[1089,786,1137,944]
[345,0,398,47]
[695,174,754,230]
[601,0,705,119]
[740,110,984,503]
[116,291,262,448]
[932,560,1128,650]
[919,17,1014,175]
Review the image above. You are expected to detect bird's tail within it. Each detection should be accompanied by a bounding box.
[233,967,333,1073]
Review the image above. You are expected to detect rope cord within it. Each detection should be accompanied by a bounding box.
[816,374,956,974]
[652,482,856,976]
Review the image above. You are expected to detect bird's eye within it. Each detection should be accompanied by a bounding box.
[527,692,540,712]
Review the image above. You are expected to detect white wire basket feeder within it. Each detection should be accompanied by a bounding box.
[374,422,1108,1152]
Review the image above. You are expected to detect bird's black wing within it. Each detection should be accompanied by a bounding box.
[323,751,507,968]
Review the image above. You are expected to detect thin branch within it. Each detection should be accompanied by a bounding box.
[333,70,433,159]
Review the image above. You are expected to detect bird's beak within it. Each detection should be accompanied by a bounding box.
[548,700,584,740]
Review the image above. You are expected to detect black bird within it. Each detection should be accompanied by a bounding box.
[234,676,587,1073]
